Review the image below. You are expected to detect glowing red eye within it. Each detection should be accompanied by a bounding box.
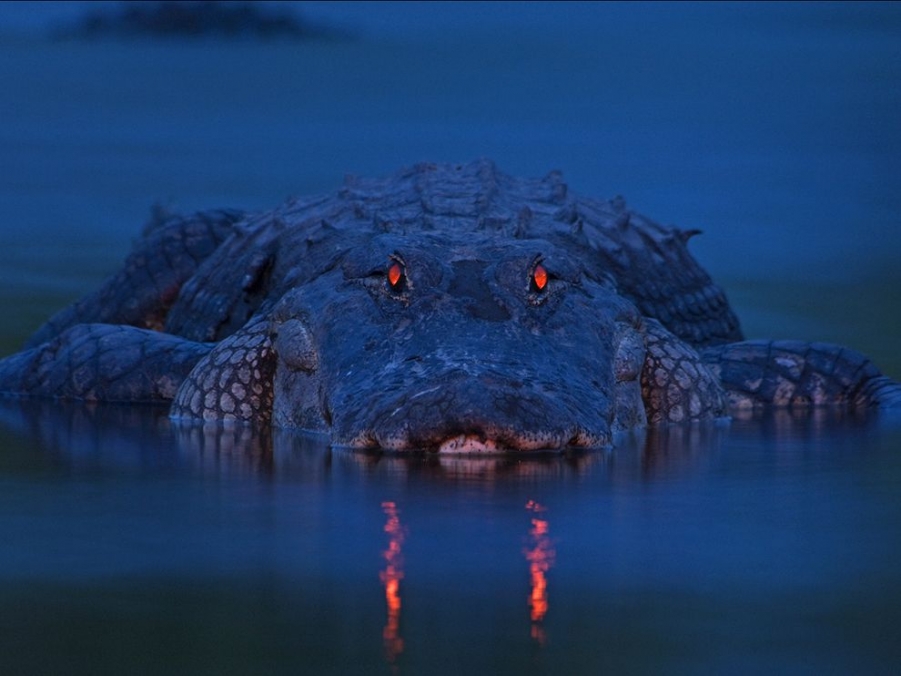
[387,262,404,290]
[532,263,548,292]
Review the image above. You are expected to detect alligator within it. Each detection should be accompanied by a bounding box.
[1,160,898,452]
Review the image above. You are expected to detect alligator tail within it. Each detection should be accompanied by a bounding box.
[0,324,210,402]
[855,375,901,409]
[700,340,901,410]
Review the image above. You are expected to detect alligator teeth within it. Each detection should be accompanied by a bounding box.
[437,434,501,454]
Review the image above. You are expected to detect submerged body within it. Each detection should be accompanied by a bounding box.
[1,161,898,451]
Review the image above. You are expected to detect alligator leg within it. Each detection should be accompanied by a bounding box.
[640,319,728,424]
[0,324,211,402]
[170,315,277,424]
[700,341,901,410]
[24,209,245,349]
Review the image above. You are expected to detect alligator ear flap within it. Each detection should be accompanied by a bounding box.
[170,315,277,424]
[640,319,727,425]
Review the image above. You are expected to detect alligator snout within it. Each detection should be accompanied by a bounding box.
[339,372,611,453]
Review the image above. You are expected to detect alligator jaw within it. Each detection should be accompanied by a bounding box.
[343,426,610,455]
[436,435,506,454]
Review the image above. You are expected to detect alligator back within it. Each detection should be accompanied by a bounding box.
[163,160,742,346]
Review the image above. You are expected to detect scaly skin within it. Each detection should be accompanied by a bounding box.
[701,340,901,410]
[0,323,210,402]
[25,208,245,348]
[0,161,898,452]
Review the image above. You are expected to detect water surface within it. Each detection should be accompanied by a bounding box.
[1,400,900,674]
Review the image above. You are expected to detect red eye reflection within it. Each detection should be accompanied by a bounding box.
[532,263,548,292]
[387,262,404,290]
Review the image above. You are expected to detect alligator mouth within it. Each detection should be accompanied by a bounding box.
[332,372,613,454]
[437,434,504,454]
[344,427,609,455]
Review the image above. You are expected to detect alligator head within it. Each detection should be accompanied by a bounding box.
[267,233,648,452]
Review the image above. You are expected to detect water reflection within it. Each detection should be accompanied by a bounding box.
[524,500,554,646]
[330,448,608,482]
[0,398,175,471]
[176,423,273,476]
[0,398,889,483]
[372,498,556,661]
[639,422,730,481]
[380,501,406,666]
[731,406,876,439]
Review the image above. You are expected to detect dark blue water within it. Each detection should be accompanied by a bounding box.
[1,400,900,674]
[1,3,900,673]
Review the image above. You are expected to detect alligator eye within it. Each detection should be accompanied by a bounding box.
[387,261,405,293]
[531,263,548,293]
